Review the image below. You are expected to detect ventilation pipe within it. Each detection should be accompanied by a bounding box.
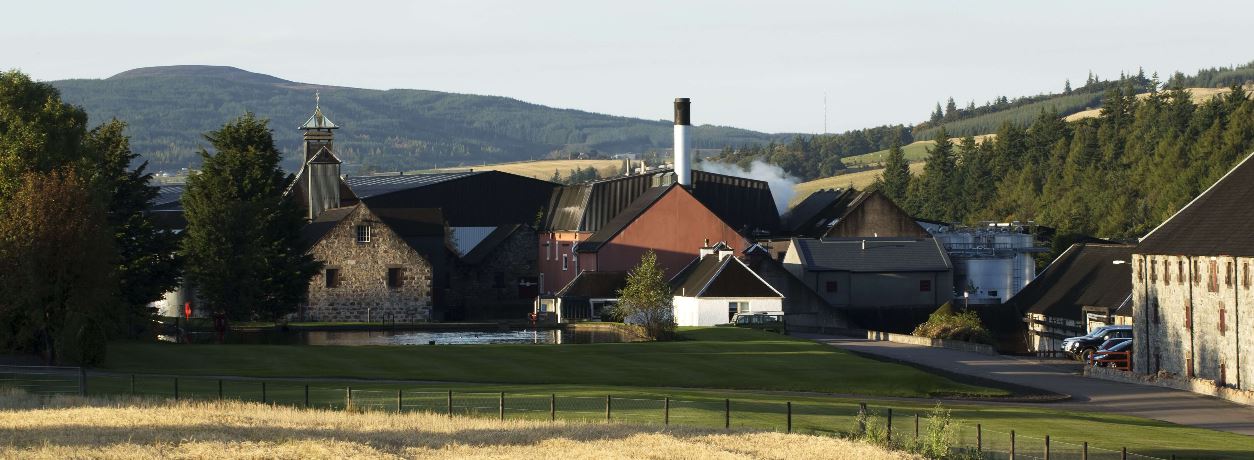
[673,98,692,186]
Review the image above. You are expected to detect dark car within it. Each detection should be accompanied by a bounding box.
[1062,325,1132,362]
[1091,339,1133,368]
[731,312,787,334]
[1096,337,1131,352]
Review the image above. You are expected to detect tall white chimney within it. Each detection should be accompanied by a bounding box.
[673,98,691,186]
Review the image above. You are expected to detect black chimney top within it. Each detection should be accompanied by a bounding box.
[674,98,691,126]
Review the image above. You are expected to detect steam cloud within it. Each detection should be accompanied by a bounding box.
[697,160,798,214]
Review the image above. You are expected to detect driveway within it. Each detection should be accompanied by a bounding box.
[800,334,1254,436]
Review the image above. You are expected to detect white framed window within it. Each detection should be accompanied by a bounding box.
[356,225,371,244]
[728,301,748,321]
[562,254,569,271]
[544,242,551,260]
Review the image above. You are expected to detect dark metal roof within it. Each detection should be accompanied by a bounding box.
[345,172,481,199]
[575,185,673,253]
[823,190,931,239]
[792,237,951,273]
[1137,153,1254,256]
[543,169,779,236]
[461,224,522,265]
[781,188,855,237]
[670,255,781,298]
[300,206,357,249]
[555,271,628,298]
[154,185,185,210]
[1009,243,1134,321]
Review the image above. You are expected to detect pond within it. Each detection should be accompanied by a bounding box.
[161,327,628,346]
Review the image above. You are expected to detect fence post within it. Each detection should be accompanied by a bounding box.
[174,377,179,401]
[346,386,352,409]
[550,394,556,422]
[130,374,136,395]
[858,402,867,434]
[1121,447,1127,460]
[977,423,982,452]
[447,391,453,417]
[605,395,612,422]
[262,382,267,404]
[1011,430,1016,460]
[217,379,223,399]
[664,397,670,425]
[1082,441,1088,460]
[304,385,309,408]
[397,389,403,412]
[499,392,505,421]
[1045,435,1050,460]
[79,368,87,396]
[724,399,730,430]
[914,413,920,439]
[886,408,893,442]
[786,402,792,434]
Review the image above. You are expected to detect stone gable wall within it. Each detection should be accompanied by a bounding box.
[306,206,433,322]
[446,226,539,319]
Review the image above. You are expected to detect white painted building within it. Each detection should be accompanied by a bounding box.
[670,244,784,326]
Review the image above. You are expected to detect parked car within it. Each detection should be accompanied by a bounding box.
[1062,325,1132,362]
[731,312,787,334]
[1096,337,1131,352]
[1091,339,1133,368]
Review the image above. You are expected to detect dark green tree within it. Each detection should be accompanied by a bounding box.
[613,250,675,340]
[877,138,911,203]
[181,113,320,321]
[913,127,958,221]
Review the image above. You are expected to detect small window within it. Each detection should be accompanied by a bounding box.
[1245,262,1251,289]
[325,268,340,288]
[544,242,551,261]
[387,267,404,289]
[1193,259,1200,286]
[1164,259,1171,285]
[825,281,838,293]
[919,280,932,292]
[562,254,569,271]
[1178,260,1185,284]
[1150,260,1157,283]
[1209,260,1219,292]
[1225,262,1233,287]
[988,290,998,297]
[1185,302,1192,330]
[493,272,505,288]
[356,225,372,244]
[1220,307,1227,335]
[728,301,747,322]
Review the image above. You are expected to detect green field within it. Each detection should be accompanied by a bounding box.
[103,328,1000,398]
[842,140,935,167]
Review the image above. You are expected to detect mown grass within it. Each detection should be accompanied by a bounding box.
[103,328,1000,398]
[0,390,915,460]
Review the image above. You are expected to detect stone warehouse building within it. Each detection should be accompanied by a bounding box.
[1133,152,1254,390]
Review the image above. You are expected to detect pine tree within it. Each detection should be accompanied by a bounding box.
[878,138,911,203]
[945,97,958,119]
[181,113,320,321]
[920,127,958,221]
[1064,79,1072,94]
[931,103,943,123]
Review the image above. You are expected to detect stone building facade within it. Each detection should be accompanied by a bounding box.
[444,225,540,320]
[305,205,434,322]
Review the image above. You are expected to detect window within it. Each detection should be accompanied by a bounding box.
[387,267,404,289]
[825,281,839,293]
[1150,259,1157,283]
[324,268,340,288]
[919,280,932,292]
[1185,302,1192,330]
[544,242,551,260]
[1219,307,1227,335]
[1226,261,1233,287]
[988,290,998,297]
[355,225,371,244]
[1136,259,1143,279]
[728,301,748,322]
[562,254,569,271]
[1164,258,1171,285]
[1193,259,1200,286]
[1178,260,1185,284]
[1186,358,1194,378]
[1209,260,1219,292]
[493,272,505,288]
[1245,262,1251,289]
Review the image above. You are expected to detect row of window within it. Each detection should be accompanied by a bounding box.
[324,267,405,289]
[1141,257,1252,292]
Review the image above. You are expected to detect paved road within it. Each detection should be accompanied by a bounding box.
[800,334,1254,436]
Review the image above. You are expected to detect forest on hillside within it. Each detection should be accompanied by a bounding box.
[51,66,790,173]
[873,81,1254,240]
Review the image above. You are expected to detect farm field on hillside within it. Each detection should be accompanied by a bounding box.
[792,163,926,204]
[0,393,912,460]
[417,159,625,180]
[1064,87,1243,121]
[102,328,1001,398]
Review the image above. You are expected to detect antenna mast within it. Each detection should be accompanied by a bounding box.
[823,92,828,134]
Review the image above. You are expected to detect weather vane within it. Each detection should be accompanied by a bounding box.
[315,90,320,109]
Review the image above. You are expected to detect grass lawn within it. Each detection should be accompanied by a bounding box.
[103,328,1001,398]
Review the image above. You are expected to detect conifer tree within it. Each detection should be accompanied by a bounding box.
[878,138,911,203]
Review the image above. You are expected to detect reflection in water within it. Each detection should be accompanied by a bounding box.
[170,328,626,346]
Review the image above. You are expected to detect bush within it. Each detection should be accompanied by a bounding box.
[912,303,993,345]
[56,317,108,366]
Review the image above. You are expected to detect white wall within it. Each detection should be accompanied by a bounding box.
[673,296,782,326]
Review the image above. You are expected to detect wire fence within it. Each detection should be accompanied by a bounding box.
[0,366,1176,460]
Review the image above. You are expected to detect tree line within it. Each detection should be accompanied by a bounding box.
[0,71,316,364]
[710,125,912,181]
[876,80,1254,241]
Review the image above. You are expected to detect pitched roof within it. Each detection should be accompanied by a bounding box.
[1008,243,1134,321]
[670,255,782,298]
[780,188,856,237]
[555,271,628,298]
[300,106,338,130]
[822,190,931,239]
[1137,152,1254,256]
[575,185,674,253]
[791,237,951,272]
[344,172,481,199]
[300,205,357,249]
[153,185,185,210]
[461,224,523,264]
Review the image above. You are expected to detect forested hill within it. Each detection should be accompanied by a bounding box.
[51,65,790,173]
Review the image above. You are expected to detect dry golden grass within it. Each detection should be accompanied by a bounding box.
[0,391,916,460]
[423,159,626,180]
[1065,86,1251,122]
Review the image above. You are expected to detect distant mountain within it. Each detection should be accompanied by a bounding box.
[51,65,792,173]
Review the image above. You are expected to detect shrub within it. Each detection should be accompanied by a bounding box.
[912,303,993,345]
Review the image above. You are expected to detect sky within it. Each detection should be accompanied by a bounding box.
[4,0,1252,134]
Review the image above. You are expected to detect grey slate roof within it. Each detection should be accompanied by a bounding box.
[1137,152,1254,256]
[670,254,782,298]
[792,237,951,273]
[781,188,855,237]
[345,172,480,199]
[1008,243,1134,321]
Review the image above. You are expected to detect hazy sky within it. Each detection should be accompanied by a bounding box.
[4,0,1251,133]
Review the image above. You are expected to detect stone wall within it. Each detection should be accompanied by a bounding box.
[445,226,539,320]
[1133,254,1254,390]
[306,206,433,322]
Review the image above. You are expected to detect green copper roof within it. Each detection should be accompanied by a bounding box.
[300,106,338,130]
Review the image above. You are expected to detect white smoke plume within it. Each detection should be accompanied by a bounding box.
[697,160,798,214]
